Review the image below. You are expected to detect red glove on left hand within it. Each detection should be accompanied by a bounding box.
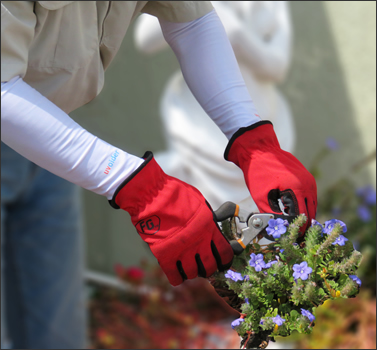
[225,121,317,232]
[110,152,234,286]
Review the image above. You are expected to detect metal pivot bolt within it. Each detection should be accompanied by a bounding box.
[252,217,263,228]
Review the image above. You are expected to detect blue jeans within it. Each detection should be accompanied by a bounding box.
[1,143,87,349]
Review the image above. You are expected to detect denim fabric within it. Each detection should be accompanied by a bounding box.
[1,143,87,349]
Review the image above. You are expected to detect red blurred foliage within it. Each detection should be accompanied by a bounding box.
[114,264,145,285]
[89,261,240,349]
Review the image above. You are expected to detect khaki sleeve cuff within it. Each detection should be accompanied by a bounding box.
[141,1,213,23]
[1,2,36,82]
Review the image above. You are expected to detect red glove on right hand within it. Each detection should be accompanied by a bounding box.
[110,152,234,286]
[225,121,317,231]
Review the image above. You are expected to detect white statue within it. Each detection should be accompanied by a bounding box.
[134,1,295,213]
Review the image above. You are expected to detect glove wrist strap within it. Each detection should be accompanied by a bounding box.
[109,151,154,209]
[224,120,273,160]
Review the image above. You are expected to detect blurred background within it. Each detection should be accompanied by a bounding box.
[69,1,375,348]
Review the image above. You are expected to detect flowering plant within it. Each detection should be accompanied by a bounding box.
[209,214,363,349]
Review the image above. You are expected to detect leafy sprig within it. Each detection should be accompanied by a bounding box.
[212,215,362,348]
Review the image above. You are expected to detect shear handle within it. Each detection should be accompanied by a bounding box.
[214,202,246,256]
[230,240,246,256]
[213,201,239,222]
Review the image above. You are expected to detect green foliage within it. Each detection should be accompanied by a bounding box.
[215,216,362,348]
[313,147,376,294]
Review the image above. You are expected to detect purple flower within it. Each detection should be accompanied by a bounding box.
[349,275,362,286]
[364,187,376,205]
[356,185,376,206]
[353,240,360,251]
[225,270,244,282]
[249,253,266,272]
[293,261,312,280]
[326,138,339,150]
[266,219,289,239]
[272,315,286,326]
[311,219,324,234]
[231,318,244,329]
[244,275,250,282]
[245,298,250,304]
[323,219,347,234]
[357,205,372,222]
[265,260,278,269]
[332,235,348,246]
[260,319,265,325]
[301,308,315,322]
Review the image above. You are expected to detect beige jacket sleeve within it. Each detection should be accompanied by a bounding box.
[141,1,213,23]
[1,1,214,110]
[1,1,36,82]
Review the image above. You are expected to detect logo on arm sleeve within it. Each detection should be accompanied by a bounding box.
[104,150,119,174]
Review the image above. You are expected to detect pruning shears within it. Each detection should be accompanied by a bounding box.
[213,201,297,255]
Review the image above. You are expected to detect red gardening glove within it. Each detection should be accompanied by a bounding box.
[225,121,317,232]
[110,152,234,286]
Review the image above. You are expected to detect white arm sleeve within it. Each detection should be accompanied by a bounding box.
[1,77,143,199]
[159,9,261,140]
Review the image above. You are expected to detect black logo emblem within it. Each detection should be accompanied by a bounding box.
[136,216,160,235]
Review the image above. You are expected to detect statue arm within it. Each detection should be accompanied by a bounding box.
[216,2,292,83]
[133,14,168,54]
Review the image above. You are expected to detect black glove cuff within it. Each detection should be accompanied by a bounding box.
[108,151,154,209]
[224,120,273,161]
